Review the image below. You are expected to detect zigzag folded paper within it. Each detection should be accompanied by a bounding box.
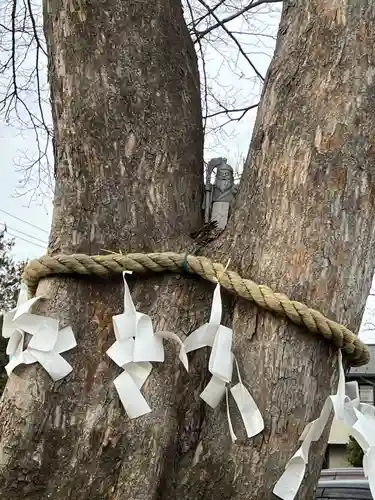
[183,282,264,441]
[273,351,375,499]
[107,272,188,419]
[2,284,76,381]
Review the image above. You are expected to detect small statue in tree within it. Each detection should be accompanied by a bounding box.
[203,157,238,230]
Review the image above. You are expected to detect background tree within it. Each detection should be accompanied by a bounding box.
[347,436,364,468]
[0,1,374,500]
[0,228,24,394]
[0,229,23,310]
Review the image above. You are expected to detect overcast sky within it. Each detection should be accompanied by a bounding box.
[0,3,374,343]
[0,122,52,261]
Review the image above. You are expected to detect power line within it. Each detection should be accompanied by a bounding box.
[0,223,48,244]
[0,208,49,234]
[5,230,47,249]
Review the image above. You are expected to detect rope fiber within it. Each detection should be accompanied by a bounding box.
[22,252,370,367]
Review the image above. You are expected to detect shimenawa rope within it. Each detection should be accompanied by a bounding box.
[22,252,370,367]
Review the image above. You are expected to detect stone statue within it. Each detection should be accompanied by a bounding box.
[203,157,238,230]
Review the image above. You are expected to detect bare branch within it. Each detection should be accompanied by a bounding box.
[189,0,227,29]
[0,0,53,200]
[194,0,265,81]
[11,0,17,103]
[206,102,259,120]
[185,0,209,133]
[26,0,46,57]
[195,0,282,41]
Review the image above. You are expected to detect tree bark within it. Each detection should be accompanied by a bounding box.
[182,2,375,498]
[1,1,375,500]
[0,1,209,499]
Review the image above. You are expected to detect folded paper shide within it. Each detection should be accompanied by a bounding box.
[273,350,375,499]
[106,271,188,419]
[183,282,264,442]
[2,284,77,381]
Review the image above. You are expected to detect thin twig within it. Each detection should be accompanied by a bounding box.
[195,0,265,81]
[189,0,227,29]
[10,0,17,103]
[196,0,282,41]
[206,102,259,120]
[0,0,53,199]
[186,0,209,133]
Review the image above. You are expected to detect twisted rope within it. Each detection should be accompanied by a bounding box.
[22,252,370,366]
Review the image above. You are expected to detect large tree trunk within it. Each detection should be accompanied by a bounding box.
[1,1,375,500]
[183,2,375,499]
[0,1,208,499]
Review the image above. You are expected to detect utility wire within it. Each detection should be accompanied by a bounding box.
[0,208,49,234]
[0,223,48,245]
[5,230,47,249]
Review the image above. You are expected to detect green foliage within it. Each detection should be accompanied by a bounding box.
[0,229,25,395]
[347,435,364,467]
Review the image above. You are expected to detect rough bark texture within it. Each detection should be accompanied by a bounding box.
[0,1,209,499]
[191,1,375,498]
[1,1,375,500]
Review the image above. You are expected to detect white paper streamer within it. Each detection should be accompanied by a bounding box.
[16,314,60,351]
[183,324,215,353]
[124,361,152,387]
[114,370,152,419]
[2,286,76,382]
[4,330,33,375]
[273,350,375,500]
[2,290,41,339]
[4,318,77,381]
[133,314,164,363]
[231,356,264,439]
[329,349,346,420]
[107,337,134,367]
[273,397,333,500]
[114,362,153,419]
[201,376,226,408]
[154,331,189,372]
[231,383,264,438]
[112,270,137,341]
[184,283,224,356]
[183,282,264,441]
[209,325,233,383]
[226,386,237,442]
[107,273,187,419]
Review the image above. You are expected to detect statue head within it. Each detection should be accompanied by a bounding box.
[214,159,234,193]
